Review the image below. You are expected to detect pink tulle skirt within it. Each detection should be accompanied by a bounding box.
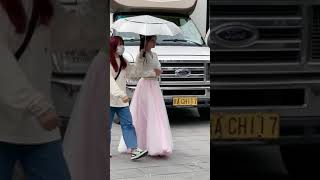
[118,78,173,156]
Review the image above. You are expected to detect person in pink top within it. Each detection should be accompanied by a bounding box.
[118,35,173,157]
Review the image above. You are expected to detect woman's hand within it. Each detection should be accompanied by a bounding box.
[154,69,162,76]
[38,111,62,131]
[122,96,129,103]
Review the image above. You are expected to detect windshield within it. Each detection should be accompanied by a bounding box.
[113,14,205,46]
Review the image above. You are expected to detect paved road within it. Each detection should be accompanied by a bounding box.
[110,108,210,180]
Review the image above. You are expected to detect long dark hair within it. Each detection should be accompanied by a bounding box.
[0,0,54,34]
[139,35,155,59]
[109,36,127,72]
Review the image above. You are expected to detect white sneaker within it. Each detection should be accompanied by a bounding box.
[131,148,148,160]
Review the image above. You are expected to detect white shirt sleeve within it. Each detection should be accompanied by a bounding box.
[0,8,54,118]
[153,53,161,70]
[135,52,156,78]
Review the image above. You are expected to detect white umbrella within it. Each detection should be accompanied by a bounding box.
[111,15,182,36]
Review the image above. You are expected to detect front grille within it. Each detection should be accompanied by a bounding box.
[211,4,303,65]
[212,73,320,81]
[312,6,320,60]
[259,29,301,40]
[211,89,305,107]
[161,63,204,67]
[160,61,207,83]
[212,5,301,17]
[213,51,300,63]
[161,78,204,81]
[162,90,205,96]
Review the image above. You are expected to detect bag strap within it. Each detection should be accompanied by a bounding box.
[15,1,39,60]
[114,63,122,81]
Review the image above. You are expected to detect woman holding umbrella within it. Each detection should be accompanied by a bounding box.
[118,35,173,156]
[113,15,180,157]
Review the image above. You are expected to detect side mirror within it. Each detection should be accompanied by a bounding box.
[205,29,210,46]
[205,28,213,47]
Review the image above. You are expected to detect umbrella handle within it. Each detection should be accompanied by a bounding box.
[143,36,146,57]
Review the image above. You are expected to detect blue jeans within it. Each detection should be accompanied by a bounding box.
[109,106,137,149]
[0,140,70,180]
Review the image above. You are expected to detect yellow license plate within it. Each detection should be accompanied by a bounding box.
[173,97,198,106]
[211,112,279,139]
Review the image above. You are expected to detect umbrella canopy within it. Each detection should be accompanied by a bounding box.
[111,15,182,36]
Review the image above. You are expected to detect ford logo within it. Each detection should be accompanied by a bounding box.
[175,69,191,77]
[213,23,259,48]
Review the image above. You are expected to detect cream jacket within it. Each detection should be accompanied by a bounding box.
[0,0,106,144]
[110,57,134,107]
